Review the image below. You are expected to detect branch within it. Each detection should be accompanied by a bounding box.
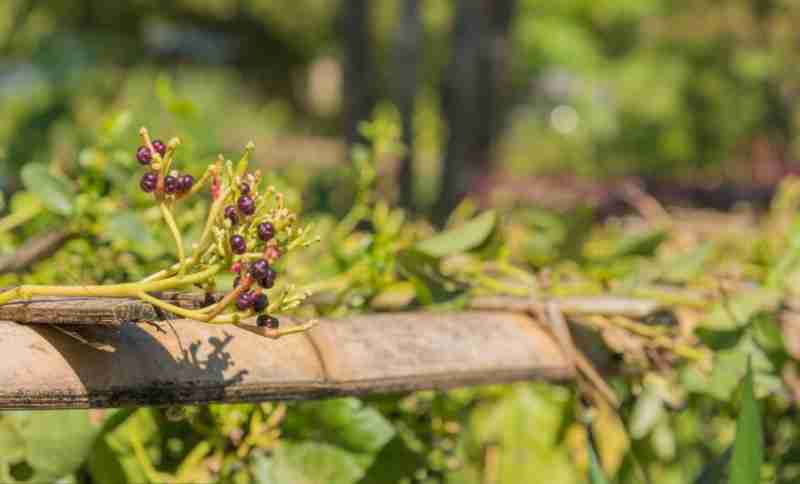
[0,230,73,274]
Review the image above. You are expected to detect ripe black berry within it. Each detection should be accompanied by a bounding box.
[177,174,194,193]
[136,146,152,165]
[140,172,158,192]
[238,194,255,215]
[257,315,279,329]
[257,222,275,242]
[260,267,277,289]
[164,175,179,194]
[151,139,167,156]
[240,183,250,195]
[230,234,247,254]
[249,259,270,281]
[224,205,239,225]
[253,293,268,313]
[236,291,255,310]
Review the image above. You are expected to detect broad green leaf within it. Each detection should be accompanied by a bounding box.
[108,212,164,258]
[0,418,25,462]
[729,361,763,484]
[700,288,781,330]
[7,410,99,479]
[662,242,714,283]
[766,218,800,289]
[21,163,75,216]
[469,385,582,484]
[370,281,416,310]
[415,211,497,257]
[305,398,395,454]
[87,408,157,484]
[610,230,668,259]
[397,249,464,304]
[270,442,365,484]
[359,437,426,484]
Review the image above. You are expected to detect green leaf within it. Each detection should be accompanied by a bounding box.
[270,442,365,484]
[610,230,668,259]
[588,439,610,484]
[20,163,75,216]
[700,288,782,330]
[370,281,416,310]
[249,452,275,484]
[729,361,763,484]
[5,410,99,479]
[108,212,164,258]
[397,249,465,304]
[0,418,25,463]
[415,211,497,257]
[305,398,395,454]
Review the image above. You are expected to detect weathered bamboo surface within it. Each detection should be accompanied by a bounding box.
[0,293,665,325]
[0,310,571,409]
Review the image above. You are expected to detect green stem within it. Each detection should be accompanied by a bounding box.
[160,202,186,275]
[0,265,221,305]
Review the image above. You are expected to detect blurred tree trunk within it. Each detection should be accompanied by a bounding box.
[434,0,515,223]
[341,0,375,147]
[393,0,422,210]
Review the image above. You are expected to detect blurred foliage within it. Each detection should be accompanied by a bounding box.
[2,0,800,483]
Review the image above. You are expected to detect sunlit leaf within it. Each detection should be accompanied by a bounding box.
[21,163,75,216]
[729,361,763,484]
[415,210,496,257]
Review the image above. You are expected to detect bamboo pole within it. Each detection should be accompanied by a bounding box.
[0,310,570,409]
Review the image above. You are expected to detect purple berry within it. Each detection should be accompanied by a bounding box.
[238,194,255,215]
[140,172,158,192]
[151,139,167,156]
[177,174,194,193]
[249,259,270,281]
[164,175,179,194]
[253,293,268,313]
[257,222,275,242]
[230,234,246,254]
[236,291,255,310]
[259,267,277,289]
[136,146,153,165]
[240,183,250,195]
[257,315,279,329]
[224,205,239,225]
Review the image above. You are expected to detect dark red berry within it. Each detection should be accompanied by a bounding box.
[164,175,179,194]
[240,183,250,195]
[257,315,279,329]
[230,234,246,254]
[177,174,194,193]
[140,172,158,192]
[253,293,268,313]
[136,146,153,165]
[236,291,255,310]
[257,222,275,242]
[260,267,277,289]
[152,139,167,156]
[249,259,269,281]
[224,205,238,225]
[238,194,255,215]
[231,262,241,273]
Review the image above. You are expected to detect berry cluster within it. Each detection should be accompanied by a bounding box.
[137,137,194,196]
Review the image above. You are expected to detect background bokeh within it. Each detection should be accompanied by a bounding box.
[2,1,800,483]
